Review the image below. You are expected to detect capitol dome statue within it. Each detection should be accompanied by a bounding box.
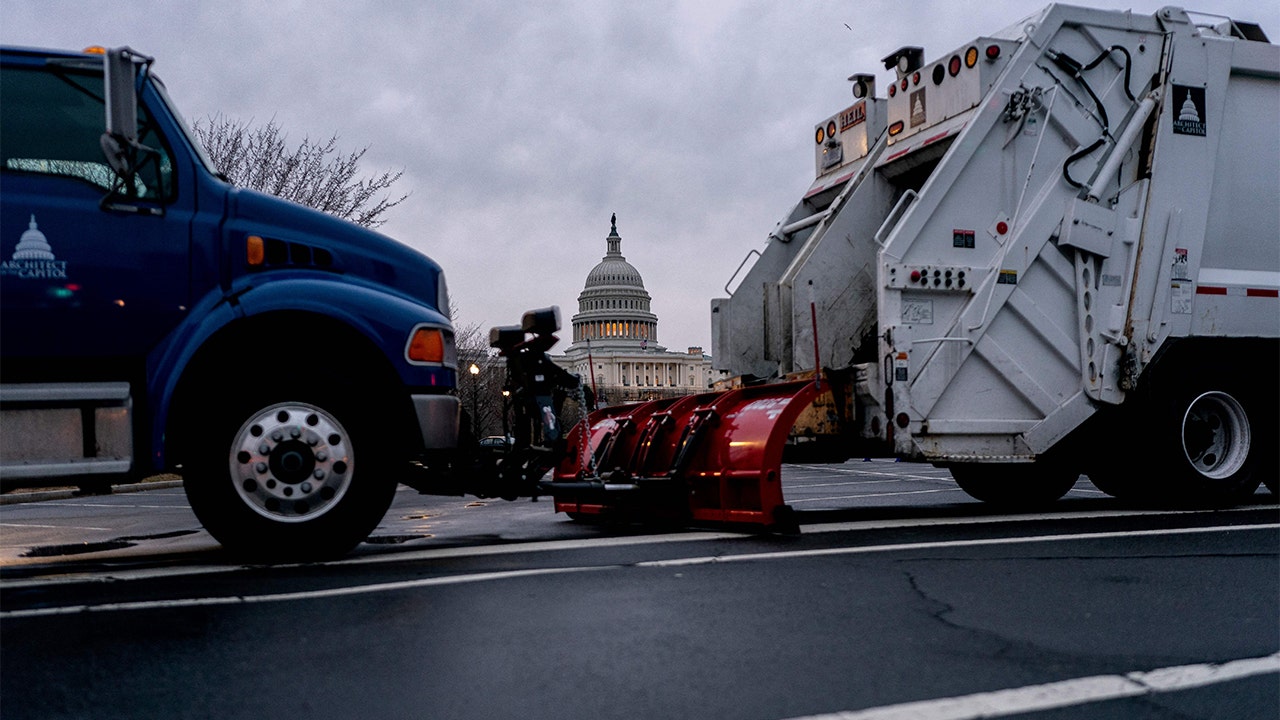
[555,215,717,406]
[568,214,660,350]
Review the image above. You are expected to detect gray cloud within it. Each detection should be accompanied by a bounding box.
[4,0,1273,352]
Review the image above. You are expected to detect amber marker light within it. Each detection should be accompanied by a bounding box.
[247,235,265,267]
[83,46,107,54]
[965,46,980,68]
[408,327,445,363]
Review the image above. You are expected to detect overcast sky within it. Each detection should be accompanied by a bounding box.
[4,0,1273,354]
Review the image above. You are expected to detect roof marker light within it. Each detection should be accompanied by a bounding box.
[986,44,1001,60]
[912,71,921,86]
[948,55,962,77]
[888,84,897,98]
[965,46,979,68]
[932,65,945,85]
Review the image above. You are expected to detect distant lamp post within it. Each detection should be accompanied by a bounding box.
[468,363,480,436]
[501,389,511,439]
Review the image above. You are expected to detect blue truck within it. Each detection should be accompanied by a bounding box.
[0,46,460,559]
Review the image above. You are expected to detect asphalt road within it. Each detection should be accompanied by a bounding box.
[1,462,1277,720]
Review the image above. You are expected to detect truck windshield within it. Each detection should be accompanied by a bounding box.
[150,75,220,178]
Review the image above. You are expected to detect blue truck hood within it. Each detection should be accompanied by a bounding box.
[227,188,444,312]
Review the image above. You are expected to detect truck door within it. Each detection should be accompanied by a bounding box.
[0,58,191,366]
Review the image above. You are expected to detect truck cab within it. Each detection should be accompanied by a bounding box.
[0,46,460,558]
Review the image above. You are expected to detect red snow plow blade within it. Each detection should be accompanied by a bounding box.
[549,379,821,528]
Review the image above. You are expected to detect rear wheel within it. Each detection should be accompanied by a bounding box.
[1158,385,1261,504]
[949,462,1079,507]
[181,377,399,561]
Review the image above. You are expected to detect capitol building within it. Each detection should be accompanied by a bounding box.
[553,216,716,406]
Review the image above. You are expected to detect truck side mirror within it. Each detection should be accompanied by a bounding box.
[100,47,143,182]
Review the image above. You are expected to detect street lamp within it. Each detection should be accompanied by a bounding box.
[468,363,480,437]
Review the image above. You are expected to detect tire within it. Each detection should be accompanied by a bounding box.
[181,377,399,561]
[1157,385,1261,504]
[949,462,1079,508]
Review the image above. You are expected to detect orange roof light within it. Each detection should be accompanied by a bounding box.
[83,46,107,55]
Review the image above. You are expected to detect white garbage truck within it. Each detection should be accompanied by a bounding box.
[711,3,1279,506]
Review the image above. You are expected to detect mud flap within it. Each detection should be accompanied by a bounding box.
[548,380,821,529]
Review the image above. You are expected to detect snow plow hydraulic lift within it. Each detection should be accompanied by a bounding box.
[454,307,819,532]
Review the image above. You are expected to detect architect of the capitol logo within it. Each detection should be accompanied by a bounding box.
[1171,85,1206,137]
[2,214,69,278]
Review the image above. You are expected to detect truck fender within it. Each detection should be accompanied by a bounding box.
[148,276,451,470]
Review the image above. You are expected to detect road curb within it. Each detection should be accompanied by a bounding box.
[0,480,184,506]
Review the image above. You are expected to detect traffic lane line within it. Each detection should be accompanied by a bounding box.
[785,466,954,482]
[783,478,953,489]
[2,505,1269,588]
[636,523,1279,567]
[0,522,113,531]
[779,652,1280,720]
[3,523,1273,618]
[789,488,965,503]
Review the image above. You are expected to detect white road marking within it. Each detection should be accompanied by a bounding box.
[0,566,612,619]
[788,465,954,481]
[42,502,190,510]
[0,522,112,531]
[789,488,963,502]
[1,505,1267,589]
[636,523,1278,567]
[784,478,942,489]
[779,652,1280,720]
[2,523,1272,619]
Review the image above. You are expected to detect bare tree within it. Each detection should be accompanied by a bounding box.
[192,115,408,228]
[451,304,505,439]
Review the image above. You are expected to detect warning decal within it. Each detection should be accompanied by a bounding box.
[1171,281,1193,314]
[1172,85,1206,137]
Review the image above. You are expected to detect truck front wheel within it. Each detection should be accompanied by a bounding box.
[182,384,398,560]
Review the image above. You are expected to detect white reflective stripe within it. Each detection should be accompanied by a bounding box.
[780,653,1280,720]
[1196,267,1280,289]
